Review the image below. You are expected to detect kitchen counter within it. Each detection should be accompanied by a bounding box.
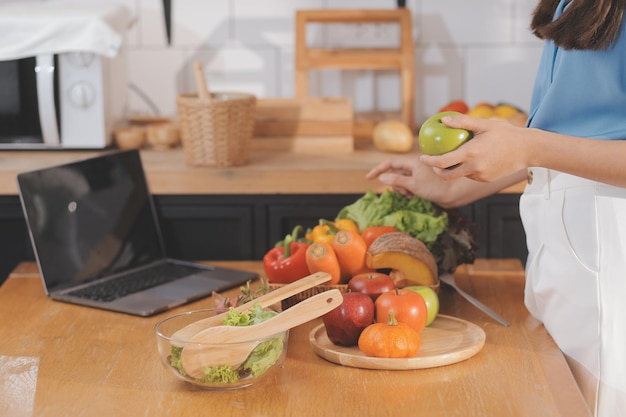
[0,259,589,417]
[0,140,526,195]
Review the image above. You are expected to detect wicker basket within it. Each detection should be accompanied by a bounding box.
[176,92,256,167]
[267,283,348,311]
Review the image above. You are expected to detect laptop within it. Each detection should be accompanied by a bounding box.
[16,149,258,316]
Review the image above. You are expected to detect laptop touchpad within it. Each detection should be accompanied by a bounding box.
[144,276,229,300]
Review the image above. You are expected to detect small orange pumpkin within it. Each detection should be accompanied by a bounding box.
[357,312,421,358]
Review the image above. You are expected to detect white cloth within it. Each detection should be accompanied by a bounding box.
[520,167,626,417]
[0,1,131,60]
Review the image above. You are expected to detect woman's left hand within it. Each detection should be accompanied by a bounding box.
[419,114,531,182]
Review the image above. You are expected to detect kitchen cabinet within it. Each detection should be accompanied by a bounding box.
[0,193,527,286]
[0,196,34,286]
[155,194,365,260]
[474,194,528,262]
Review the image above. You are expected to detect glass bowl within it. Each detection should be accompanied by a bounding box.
[154,309,289,390]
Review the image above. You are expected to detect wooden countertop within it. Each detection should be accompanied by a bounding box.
[0,259,589,417]
[0,140,526,195]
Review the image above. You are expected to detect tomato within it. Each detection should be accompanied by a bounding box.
[361,226,399,249]
[375,289,428,334]
[438,99,469,114]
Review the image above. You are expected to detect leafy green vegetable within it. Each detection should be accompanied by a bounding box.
[222,303,277,326]
[336,190,447,246]
[336,190,476,273]
[243,333,286,377]
[169,303,284,384]
[170,346,185,375]
[199,364,240,384]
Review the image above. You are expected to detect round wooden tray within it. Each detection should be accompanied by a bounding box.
[309,315,486,370]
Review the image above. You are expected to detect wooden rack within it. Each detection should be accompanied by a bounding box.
[295,9,416,138]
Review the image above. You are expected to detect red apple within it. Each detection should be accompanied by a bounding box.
[322,292,375,347]
[347,272,395,302]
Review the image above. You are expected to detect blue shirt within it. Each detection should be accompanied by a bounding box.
[527,0,626,140]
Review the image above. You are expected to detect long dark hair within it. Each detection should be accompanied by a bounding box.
[531,0,625,50]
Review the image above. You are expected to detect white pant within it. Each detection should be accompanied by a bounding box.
[520,168,626,417]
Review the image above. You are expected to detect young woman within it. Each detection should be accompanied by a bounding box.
[366,1,626,416]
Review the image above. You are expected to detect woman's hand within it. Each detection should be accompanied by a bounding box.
[419,114,530,182]
[366,156,461,205]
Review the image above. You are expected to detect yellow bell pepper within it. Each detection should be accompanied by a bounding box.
[333,218,359,233]
[306,223,333,244]
[305,218,359,244]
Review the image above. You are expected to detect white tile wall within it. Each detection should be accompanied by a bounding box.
[4,0,545,124]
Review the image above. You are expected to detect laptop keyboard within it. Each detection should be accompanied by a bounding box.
[67,263,206,303]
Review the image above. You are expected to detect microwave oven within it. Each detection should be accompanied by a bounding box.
[0,51,127,149]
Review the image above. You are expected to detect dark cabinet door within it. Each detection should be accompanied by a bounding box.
[155,196,255,261]
[0,197,34,284]
[473,194,527,263]
[265,194,362,249]
[486,201,527,262]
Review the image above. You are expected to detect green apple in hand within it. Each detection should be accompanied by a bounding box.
[404,285,439,326]
[418,111,473,156]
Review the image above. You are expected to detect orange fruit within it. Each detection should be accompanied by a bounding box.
[493,104,519,119]
[467,104,494,119]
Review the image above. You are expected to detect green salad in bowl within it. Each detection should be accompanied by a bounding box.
[155,305,288,389]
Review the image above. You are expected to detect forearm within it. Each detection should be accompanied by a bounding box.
[438,170,527,208]
[526,129,626,188]
[367,152,527,209]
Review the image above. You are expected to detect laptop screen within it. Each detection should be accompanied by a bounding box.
[17,150,165,292]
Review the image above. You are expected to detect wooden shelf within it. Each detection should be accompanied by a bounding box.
[295,9,416,135]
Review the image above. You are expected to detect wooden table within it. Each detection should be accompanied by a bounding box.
[0,260,589,417]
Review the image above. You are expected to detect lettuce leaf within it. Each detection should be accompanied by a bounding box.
[337,190,446,245]
[380,210,447,246]
[243,333,286,377]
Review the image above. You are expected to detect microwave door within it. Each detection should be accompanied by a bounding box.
[0,58,44,145]
[35,54,60,146]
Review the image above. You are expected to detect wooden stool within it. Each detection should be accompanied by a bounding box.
[295,9,415,138]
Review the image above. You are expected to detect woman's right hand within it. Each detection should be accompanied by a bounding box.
[366,157,459,205]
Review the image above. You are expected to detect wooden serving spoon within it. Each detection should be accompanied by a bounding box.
[181,289,343,379]
[170,272,332,344]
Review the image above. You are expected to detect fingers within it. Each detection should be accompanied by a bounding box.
[431,164,465,181]
[441,113,486,134]
[378,171,425,196]
[365,161,392,179]
[366,163,415,197]
[419,153,461,171]
[390,186,414,199]
[420,152,468,181]
[366,159,414,179]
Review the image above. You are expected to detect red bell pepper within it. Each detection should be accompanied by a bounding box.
[263,226,311,284]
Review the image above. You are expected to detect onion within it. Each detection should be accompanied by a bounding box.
[372,120,414,153]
